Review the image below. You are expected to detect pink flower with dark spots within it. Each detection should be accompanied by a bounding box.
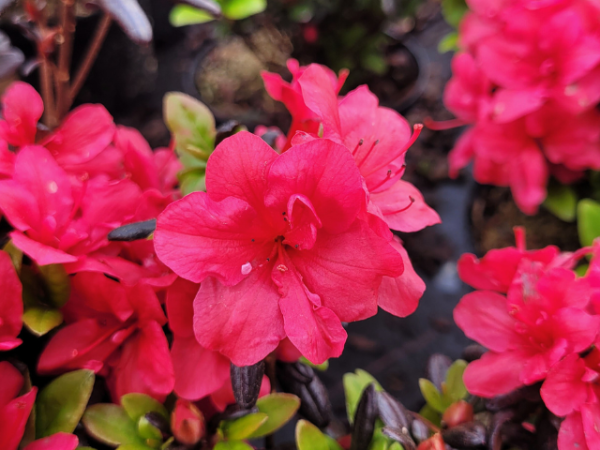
[155,131,403,365]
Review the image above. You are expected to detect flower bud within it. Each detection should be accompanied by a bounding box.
[441,422,487,448]
[230,360,265,409]
[442,400,474,428]
[171,399,206,446]
[376,391,411,430]
[350,384,377,450]
[416,433,445,450]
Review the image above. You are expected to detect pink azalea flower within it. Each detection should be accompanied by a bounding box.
[455,261,600,397]
[155,131,404,365]
[23,434,79,450]
[262,59,348,151]
[0,82,43,147]
[38,272,174,402]
[0,251,23,351]
[0,361,37,450]
[0,145,142,266]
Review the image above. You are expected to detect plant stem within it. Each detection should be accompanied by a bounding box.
[68,13,112,108]
[56,0,76,120]
[39,53,57,127]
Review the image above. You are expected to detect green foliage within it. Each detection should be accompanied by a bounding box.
[578,199,600,247]
[296,420,342,450]
[441,0,468,27]
[38,264,70,308]
[121,393,169,423]
[419,379,451,414]
[36,370,95,437]
[83,404,147,447]
[22,306,63,337]
[445,359,468,402]
[343,369,383,424]
[544,183,577,222]
[300,356,329,371]
[170,0,266,26]
[3,241,22,273]
[247,393,301,438]
[438,32,458,53]
[214,442,254,450]
[220,413,268,440]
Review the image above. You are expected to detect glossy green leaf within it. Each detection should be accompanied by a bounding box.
[137,415,163,441]
[419,404,441,428]
[389,443,403,450]
[170,5,214,26]
[117,444,155,450]
[164,92,216,161]
[121,393,168,423]
[544,184,577,222]
[441,0,468,27]
[368,433,390,450]
[247,393,300,438]
[22,306,63,337]
[343,369,383,424]
[299,356,329,371]
[296,420,342,450]
[221,412,268,440]
[213,441,254,450]
[36,370,95,437]
[39,264,71,308]
[578,199,600,247]
[2,241,22,273]
[445,360,468,402]
[221,0,266,19]
[179,169,206,195]
[419,379,450,413]
[83,404,144,446]
[438,32,458,53]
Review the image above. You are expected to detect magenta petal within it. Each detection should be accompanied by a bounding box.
[453,291,522,352]
[205,131,278,210]
[0,181,41,231]
[541,354,587,416]
[155,192,273,285]
[0,387,36,450]
[171,335,230,401]
[273,252,346,364]
[0,362,24,406]
[0,82,43,147]
[23,433,79,450]
[0,252,23,351]
[378,238,424,318]
[372,180,440,233]
[298,65,342,136]
[193,268,285,366]
[558,412,589,450]
[114,126,160,191]
[580,403,600,449]
[510,143,548,215]
[463,351,527,397]
[290,220,404,322]
[166,278,199,338]
[265,138,363,234]
[10,231,78,265]
[43,105,115,166]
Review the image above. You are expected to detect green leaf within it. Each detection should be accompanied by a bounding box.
[137,415,163,441]
[170,5,214,26]
[36,370,95,437]
[361,52,388,75]
[2,241,23,273]
[578,199,600,247]
[213,442,254,450]
[22,306,63,337]
[296,420,342,450]
[544,184,577,222]
[121,393,168,423]
[163,92,216,161]
[179,168,206,195]
[445,360,468,402]
[117,445,155,450]
[343,369,383,424]
[83,404,145,446]
[419,404,441,428]
[221,0,266,19]
[388,443,403,450]
[221,412,268,440]
[441,0,468,27]
[39,264,71,308]
[247,393,300,438]
[419,379,450,413]
[368,433,390,450]
[576,263,589,277]
[299,356,329,371]
[438,32,458,53]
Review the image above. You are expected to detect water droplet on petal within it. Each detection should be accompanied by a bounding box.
[47,181,58,193]
[241,262,252,275]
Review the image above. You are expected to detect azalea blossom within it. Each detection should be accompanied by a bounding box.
[0,361,37,450]
[442,0,600,213]
[38,272,174,402]
[155,131,404,365]
[0,250,23,351]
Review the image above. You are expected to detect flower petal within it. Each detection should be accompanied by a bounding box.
[23,433,79,450]
[0,252,22,350]
[0,82,43,147]
[463,350,527,397]
[10,231,78,265]
[0,388,36,450]
[541,354,587,416]
[558,412,589,450]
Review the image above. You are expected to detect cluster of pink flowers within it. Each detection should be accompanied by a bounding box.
[444,0,600,213]
[0,60,438,446]
[153,59,440,368]
[454,228,600,449]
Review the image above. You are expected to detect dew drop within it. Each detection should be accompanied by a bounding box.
[241,262,252,275]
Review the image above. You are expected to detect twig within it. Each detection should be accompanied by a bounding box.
[68,13,112,107]
[39,53,56,127]
[56,0,76,119]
